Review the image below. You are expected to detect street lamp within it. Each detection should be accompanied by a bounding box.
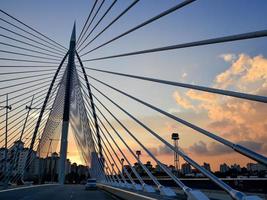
[111,163,114,177]
[136,150,141,160]
[121,158,124,174]
[19,95,35,142]
[105,166,108,176]
[0,94,12,180]
[171,133,180,176]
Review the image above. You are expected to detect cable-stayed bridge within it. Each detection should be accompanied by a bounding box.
[0,1,267,200]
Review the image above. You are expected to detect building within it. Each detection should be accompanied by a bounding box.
[155,164,165,173]
[42,152,60,182]
[134,162,143,174]
[247,163,267,172]
[71,162,78,173]
[231,164,241,172]
[168,165,175,172]
[202,162,211,171]
[17,148,33,176]
[181,163,192,174]
[0,147,7,160]
[0,141,38,181]
[66,159,71,174]
[77,165,88,177]
[0,143,90,183]
[51,152,60,177]
[0,147,7,173]
[220,163,229,173]
[145,161,153,171]
[122,164,131,174]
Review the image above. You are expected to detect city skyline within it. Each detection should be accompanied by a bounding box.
[2,141,266,181]
[2,139,266,175]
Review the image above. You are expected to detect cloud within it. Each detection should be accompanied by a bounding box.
[186,89,217,103]
[158,144,173,155]
[182,72,187,78]
[172,91,195,110]
[215,54,267,90]
[188,140,267,156]
[219,53,237,62]
[172,53,267,158]
[192,54,267,138]
[188,141,211,155]
[148,144,173,156]
[237,140,266,152]
[241,55,267,83]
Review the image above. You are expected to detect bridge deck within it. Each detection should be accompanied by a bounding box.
[0,184,115,200]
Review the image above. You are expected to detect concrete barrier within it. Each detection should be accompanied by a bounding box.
[97,183,158,200]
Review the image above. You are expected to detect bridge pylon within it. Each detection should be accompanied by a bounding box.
[58,23,76,184]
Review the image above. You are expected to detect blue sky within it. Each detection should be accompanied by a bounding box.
[1,0,267,167]
[2,0,267,92]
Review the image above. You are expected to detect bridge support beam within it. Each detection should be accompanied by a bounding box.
[59,23,76,184]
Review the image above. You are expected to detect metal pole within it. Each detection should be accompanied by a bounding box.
[121,158,124,175]
[136,150,141,160]
[3,94,11,187]
[37,137,42,184]
[20,95,35,141]
[59,23,76,184]
[172,133,179,176]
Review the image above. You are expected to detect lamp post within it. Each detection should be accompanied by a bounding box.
[136,150,141,160]
[0,94,12,181]
[111,163,114,178]
[171,133,180,176]
[35,137,42,184]
[105,166,108,178]
[120,158,124,175]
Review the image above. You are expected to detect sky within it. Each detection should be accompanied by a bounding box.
[1,0,267,171]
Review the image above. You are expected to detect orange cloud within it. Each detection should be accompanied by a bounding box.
[172,91,195,110]
[172,53,267,165]
[186,89,217,103]
[215,54,267,91]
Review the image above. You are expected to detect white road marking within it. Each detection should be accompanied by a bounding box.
[0,184,59,193]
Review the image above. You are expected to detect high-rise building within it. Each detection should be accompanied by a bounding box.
[66,159,71,174]
[6,141,36,177]
[247,163,267,172]
[181,163,192,174]
[134,162,143,174]
[145,161,153,171]
[202,162,211,171]
[0,148,7,172]
[220,163,229,173]
[77,165,88,177]
[231,164,241,172]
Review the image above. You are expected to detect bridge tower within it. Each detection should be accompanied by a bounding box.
[58,23,76,184]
